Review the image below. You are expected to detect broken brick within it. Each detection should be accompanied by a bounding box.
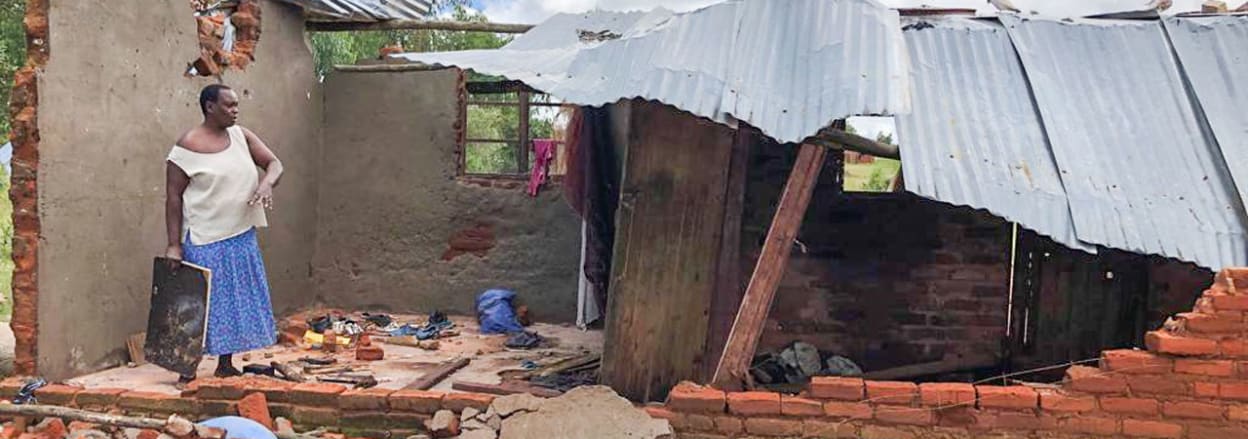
[238,392,274,430]
[667,382,726,413]
[1145,330,1218,356]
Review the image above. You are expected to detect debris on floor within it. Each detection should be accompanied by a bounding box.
[491,386,672,439]
[750,341,862,386]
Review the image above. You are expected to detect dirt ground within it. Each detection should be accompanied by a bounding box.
[67,314,602,395]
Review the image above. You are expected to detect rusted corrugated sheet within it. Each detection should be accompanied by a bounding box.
[895,17,1090,252]
[1002,15,1248,270]
[394,0,912,144]
[1164,15,1248,215]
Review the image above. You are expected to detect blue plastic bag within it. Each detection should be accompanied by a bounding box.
[198,416,276,439]
[476,289,524,334]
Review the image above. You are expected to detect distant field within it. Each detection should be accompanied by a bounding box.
[844,157,901,192]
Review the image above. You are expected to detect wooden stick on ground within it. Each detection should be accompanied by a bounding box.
[404,358,471,390]
[0,402,319,439]
[712,143,827,389]
[451,380,563,398]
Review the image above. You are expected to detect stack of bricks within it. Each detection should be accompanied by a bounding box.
[0,376,496,439]
[654,268,1248,438]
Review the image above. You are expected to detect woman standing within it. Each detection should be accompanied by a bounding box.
[165,84,283,386]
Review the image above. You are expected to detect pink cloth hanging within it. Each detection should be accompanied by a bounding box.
[528,139,557,196]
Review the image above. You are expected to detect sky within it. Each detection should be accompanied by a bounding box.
[472,0,1214,25]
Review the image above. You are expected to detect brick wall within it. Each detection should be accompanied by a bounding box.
[658,268,1248,438]
[744,146,1012,371]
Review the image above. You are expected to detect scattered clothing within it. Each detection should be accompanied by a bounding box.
[362,312,393,328]
[505,331,543,349]
[387,311,455,339]
[476,289,525,334]
[531,370,597,393]
[12,377,45,404]
[184,228,277,356]
[528,139,557,196]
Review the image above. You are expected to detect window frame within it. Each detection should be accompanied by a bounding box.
[457,79,576,179]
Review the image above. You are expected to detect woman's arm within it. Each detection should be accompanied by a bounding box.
[242,127,282,209]
[165,162,190,260]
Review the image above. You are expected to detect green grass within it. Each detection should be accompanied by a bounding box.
[844,158,901,192]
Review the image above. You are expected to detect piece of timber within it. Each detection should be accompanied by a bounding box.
[451,380,563,398]
[712,143,827,388]
[405,358,471,390]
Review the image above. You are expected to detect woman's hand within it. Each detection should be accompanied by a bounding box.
[165,244,183,270]
[249,181,274,210]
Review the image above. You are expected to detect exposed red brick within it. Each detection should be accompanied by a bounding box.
[684,414,714,431]
[780,395,824,416]
[1176,359,1235,377]
[198,400,239,417]
[1065,365,1128,394]
[976,386,1037,410]
[1145,331,1218,356]
[1211,294,1248,311]
[823,401,873,419]
[713,416,743,434]
[389,390,444,413]
[1163,401,1226,420]
[442,223,496,261]
[118,391,195,413]
[1221,382,1248,401]
[1102,349,1172,374]
[727,391,781,415]
[874,406,934,426]
[1039,391,1097,413]
[742,418,802,436]
[1099,397,1159,415]
[859,425,917,439]
[1195,382,1220,398]
[802,419,857,438]
[865,381,917,405]
[1218,268,1248,291]
[1179,312,1245,334]
[136,430,159,439]
[934,407,979,428]
[1187,423,1248,438]
[31,418,65,439]
[1222,339,1248,358]
[668,382,726,413]
[1121,419,1182,438]
[355,346,384,361]
[810,377,865,401]
[443,392,493,412]
[196,378,245,400]
[643,406,683,428]
[1060,416,1119,436]
[237,393,274,430]
[1230,405,1248,421]
[918,383,975,407]
[32,384,80,406]
[990,411,1057,431]
[73,388,125,408]
[290,383,346,407]
[1126,374,1190,396]
[340,388,394,411]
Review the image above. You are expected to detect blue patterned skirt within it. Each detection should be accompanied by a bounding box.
[183,228,277,356]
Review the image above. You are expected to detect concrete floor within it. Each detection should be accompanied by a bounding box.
[67,315,602,395]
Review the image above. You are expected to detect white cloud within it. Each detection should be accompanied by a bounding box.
[480,0,1211,24]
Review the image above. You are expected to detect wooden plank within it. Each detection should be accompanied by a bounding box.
[308,19,534,34]
[145,258,211,378]
[712,143,827,388]
[703,127,755,379]
[452,380,563,398]
[599,101,737,402]
[518,91,531,173]
[405,358,471,390]
[127,333,146,366]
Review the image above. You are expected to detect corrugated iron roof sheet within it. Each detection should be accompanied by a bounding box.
[894,17,1091,252]
[1002,15,1248,270]
[281,0,431,21]
[394,0,912,144]
[1164,16,1248,214]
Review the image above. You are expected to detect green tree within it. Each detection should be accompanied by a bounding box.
[0,0,25,138]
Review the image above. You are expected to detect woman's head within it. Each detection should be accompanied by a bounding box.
[199,84,239,128]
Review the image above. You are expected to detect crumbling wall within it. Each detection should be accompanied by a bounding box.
[742,144,1012,371]
[314,69,580,321]
[655,269,1248,439]
[24,0,322,380]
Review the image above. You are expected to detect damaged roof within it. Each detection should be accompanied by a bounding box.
[280,0,432,21]
[394,1,1248,271]
[394,0,913,145]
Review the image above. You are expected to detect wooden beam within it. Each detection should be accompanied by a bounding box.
[451,380,563,398]
[333,63,449,73]
[308,19,534,33]
[810,128,899,160]
[703,127,755,379]
[405,358,471,390]
[712,143,827,388]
